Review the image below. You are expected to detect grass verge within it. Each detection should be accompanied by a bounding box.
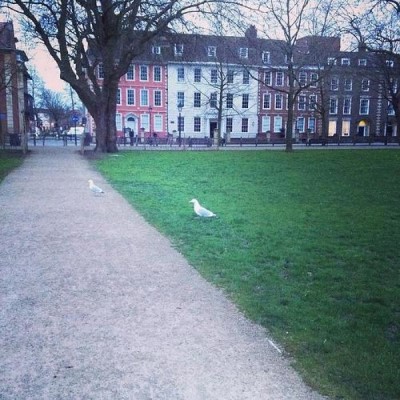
[0,150,24,183]
[94,149,400,399]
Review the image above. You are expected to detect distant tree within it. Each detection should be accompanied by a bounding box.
[39,89,69,132]
[251,0,343,150]
[347,1,400,135]
[6,0,239,152]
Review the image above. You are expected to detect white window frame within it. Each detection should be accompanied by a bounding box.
[154,90,162,107]
[263,93,271,109]
[127,88,135,105]
[140,89,149,106]
[153,66,161,82]
[239,47,248,58]
[208,46,217,57]
[140,65,148,81]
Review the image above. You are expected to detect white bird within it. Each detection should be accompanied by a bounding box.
[190,198,216,218]
[88,179,104,195]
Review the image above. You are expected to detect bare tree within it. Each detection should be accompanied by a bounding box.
[6,0,238,152]
[347,1,400,135]
[251,0,344,150]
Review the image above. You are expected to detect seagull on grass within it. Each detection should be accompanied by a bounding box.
[190,198,216,218]
[88,179,104,195]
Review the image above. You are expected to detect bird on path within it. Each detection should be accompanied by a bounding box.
[88,179,104,195]
[190,198,216,218]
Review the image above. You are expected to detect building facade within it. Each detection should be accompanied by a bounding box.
[0,21,33,148]
[101,29,398,142]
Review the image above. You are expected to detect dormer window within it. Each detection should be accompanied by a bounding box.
[341,58,350,66]
[358,58,367,66]
[239,47,248,59]
[327,57,337,65]
[174,44,184,56]
[262,51,270,64]
[152,45,161,55]
[386,60,394,68]
[208,46,216,57]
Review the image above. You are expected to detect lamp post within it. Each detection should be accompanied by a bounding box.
[178,102,183,147]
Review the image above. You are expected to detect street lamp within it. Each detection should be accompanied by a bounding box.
[177,101,183,147]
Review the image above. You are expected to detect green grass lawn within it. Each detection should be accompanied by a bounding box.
[0,151,24,183]
[94,149,400,400]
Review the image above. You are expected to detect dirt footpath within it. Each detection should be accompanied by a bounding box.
[0,147,326,399]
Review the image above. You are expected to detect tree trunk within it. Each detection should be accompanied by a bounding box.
[84,85,119,153]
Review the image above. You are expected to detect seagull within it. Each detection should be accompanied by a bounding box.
[88,179,104,195]
[190,198,216,218]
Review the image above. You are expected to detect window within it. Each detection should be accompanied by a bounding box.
[344,78,352,91]
[211,69,218,84]
[153,66,161,82]
[341,58,350,66]
[194,92,201,108]
[343,97,352,114]
[154,115,163,131]
[126,64,134,80]
[262,116,271,132]
[296,117,305,133]
[174,44,184,56]
[226,93,233,109]
[140,65,148,81]
[117,89,121,105]
[227,70,234,83]
[116,113,122,130]
[310,73,318,88]
[386,60,394,68]
[208,46,216,57]
[141,114,149,131]
[239,47,248,58]
[262,51,270,64]
[361,79,370,91]
[388,102,395,115]
[276,72,284,86]
[358,58,367,66]
[177,67,185,82]
[226,117,233,133]
[298,95,306,111]
[330,77,339,91]
[194,117,201,132]
[329,97,338,114]
[308,117,316,133]
[274,116,283,133]
[154,90,162,107]
[275,94,283,109]
[299,72,307,86]
[97,63,104,79]
[327,57,337,65]
[360,98,370,115]
[242,70,250,84]
[242,94,249,108]
[177,91,185,107]
[127,89,135,105]
[152,45,161,55]
[328,119,337,136]
[241,118,249,133]
[140,89,148,106]
[309,94,317,110]
[194,68,201,83]
[210,92,217,108]
[342,120,350,136]
[263,93,271,109]
[264,71,272,86]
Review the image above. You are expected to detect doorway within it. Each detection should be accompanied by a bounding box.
[209,121,218,138]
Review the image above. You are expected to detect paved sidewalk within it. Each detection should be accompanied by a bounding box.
[0,147,326,400]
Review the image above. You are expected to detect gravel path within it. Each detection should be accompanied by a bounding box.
[0,147,326,399]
